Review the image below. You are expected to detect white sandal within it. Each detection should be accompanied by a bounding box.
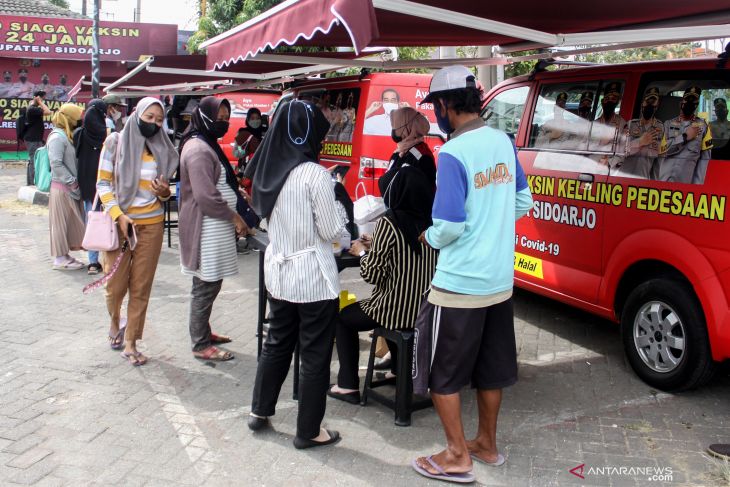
[53,258,84,271]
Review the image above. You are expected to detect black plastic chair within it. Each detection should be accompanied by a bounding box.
[360,327,432,426]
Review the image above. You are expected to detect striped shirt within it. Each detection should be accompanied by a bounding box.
[360,217,438,329]
[264,162,345,303]
[97,135,164,225]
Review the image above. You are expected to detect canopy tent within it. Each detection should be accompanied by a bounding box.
[102,51,386,96]
[200,0,730,70]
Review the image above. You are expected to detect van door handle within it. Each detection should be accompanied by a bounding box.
[578,173,594,183]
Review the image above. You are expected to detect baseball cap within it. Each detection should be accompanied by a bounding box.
[102,94,127,106]
[422,65,477,104]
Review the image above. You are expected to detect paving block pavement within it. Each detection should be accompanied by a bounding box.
[0,167,729,487]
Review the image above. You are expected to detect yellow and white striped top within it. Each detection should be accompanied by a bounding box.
[97,143,164,225]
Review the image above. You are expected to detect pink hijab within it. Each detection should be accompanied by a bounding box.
[390,107,430,156]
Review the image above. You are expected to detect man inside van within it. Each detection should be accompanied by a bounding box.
[411,65,533,483]
[577,91,594,120]
[536,92,571,149]
[363,88,408,135]
[620,87,664,179]
[590,82,627,167]
[710,98,729,150]
[657,86,713,184]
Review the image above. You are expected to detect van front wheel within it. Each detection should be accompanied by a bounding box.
[620,279,715,391]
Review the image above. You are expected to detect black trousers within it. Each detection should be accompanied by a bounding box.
[335,302,398,390]
[251,296,339,439]
[189,277,223,352]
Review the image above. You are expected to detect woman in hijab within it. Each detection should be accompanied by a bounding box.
[233,107,264,194]
[378,107,436,194]
[246,100,345,450]
[178,96,247,361]
[48,103,86,271]
[75,98,108,275]
[96,97,179,365]
[327,156,438,404]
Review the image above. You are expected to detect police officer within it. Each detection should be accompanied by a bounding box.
[0,71,13,97]
[537,92,572,148]
[709,98,729,150]
[577,91,593,120]
[657,86,713,184]
[10,69,34,98]
[591,82,627,167]
[621,87,664,179]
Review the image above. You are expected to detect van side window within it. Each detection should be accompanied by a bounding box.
[300,88,361,143]
[612,72,730,185]
[482,85,529,137]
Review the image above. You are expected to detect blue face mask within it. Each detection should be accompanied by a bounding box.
[435,102,453,134]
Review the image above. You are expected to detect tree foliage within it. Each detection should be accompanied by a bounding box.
[48,0,71,9]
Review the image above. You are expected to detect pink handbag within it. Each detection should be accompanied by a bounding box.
[82,192,119,251]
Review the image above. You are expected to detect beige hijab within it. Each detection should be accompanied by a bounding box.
[390,107,430,156]
[51,103,83,141]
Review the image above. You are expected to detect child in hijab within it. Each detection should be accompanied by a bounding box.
[246,100,345,450]
[178,96,248,361]
[48,103,86,271]
[96,97,179,363]
[75,98,108,274]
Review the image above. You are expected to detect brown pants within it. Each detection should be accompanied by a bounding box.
[102,222,163,342]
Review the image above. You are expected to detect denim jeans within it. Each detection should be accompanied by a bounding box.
[83,200,99,265]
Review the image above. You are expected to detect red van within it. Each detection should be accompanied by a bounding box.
[481,58,730,390]
[214,90,280,162]
[275,72,445,197]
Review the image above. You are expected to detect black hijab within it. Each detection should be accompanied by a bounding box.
[179,96,239,193]
[247,100,330,219]
[75,98,108,202]
[245,107,263,140]
[378,164,435,254]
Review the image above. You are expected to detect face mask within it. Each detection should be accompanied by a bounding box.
[248,119,261,129]
[138,119,160,138]
[211,120,229,139]
[682,102,697,117]
[717,109,728,120]
[111,109,122,121]
[382,102,399,115]
[19,76,27,83]
[642,105,657,120]
[60,79,67,85]
[601,101,617,116]
[435,103,454,134]
[391,129,403,143]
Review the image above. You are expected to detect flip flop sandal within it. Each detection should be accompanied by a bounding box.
[193,346,233,361]
[133,352,148,365]
[470,452,505,467]
[121,351,142,366]
[108,326,125,350]
[52,259,85,271]
[210,332,232,344]
[411,456,475,484]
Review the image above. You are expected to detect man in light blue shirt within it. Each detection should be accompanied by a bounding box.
[412,66,533,483]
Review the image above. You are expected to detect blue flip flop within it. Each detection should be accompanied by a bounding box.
[412,456,475,484]
[471,452,505,467]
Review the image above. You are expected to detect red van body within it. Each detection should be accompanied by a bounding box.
[214,90,280,162]
[276,73,445,198]
[481,58,730,390]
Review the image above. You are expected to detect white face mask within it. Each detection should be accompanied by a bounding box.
[111,109,122,121]
[382,102,399,115]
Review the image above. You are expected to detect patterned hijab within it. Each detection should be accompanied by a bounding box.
[51,103,83,141]
[390,107,430,156]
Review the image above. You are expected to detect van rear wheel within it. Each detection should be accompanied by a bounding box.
[620,279,715,391]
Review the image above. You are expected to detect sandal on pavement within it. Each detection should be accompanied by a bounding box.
[293,429,341,450]
[327,385,360,405]
[121,351,142,366]
[210,332,232,344]
[53,258,84,271]
[193,346,233,361]
[87,263,102,275]
[412,456,475,484]
[108,326,125,350]
[470,452,505,467]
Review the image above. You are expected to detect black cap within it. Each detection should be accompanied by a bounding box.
[642,87,660,101]
[604,82,622,97]
[683,86,701,101]
[33,90,46,98]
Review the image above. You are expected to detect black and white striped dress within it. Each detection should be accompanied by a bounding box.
[182,170,238,282]
[359,217,438,329]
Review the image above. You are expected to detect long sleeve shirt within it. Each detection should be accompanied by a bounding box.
[425,119,533,298]
[263,162,345,303]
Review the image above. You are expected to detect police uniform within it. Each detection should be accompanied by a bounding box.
[657,86,713,184]
[9,69,34,98]
[621,87,664,179]
[709,98,729,150]
[537,92,572,149]
[590,82,626,166]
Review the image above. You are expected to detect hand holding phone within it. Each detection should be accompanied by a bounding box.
[127,224,138,250]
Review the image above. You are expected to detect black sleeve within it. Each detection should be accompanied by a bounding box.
[26,106,42,123]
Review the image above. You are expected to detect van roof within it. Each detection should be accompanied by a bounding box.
[495,57,723,89]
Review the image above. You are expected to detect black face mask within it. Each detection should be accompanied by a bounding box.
[642,105,657,120]
[138,119,160,138]
[717,109,728,120]
[578,107,591,119]
[210,120,229,139]
[19,76,27,83]
[602,102,617,116]
[391,129,403,143]
[682,102,697,117]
